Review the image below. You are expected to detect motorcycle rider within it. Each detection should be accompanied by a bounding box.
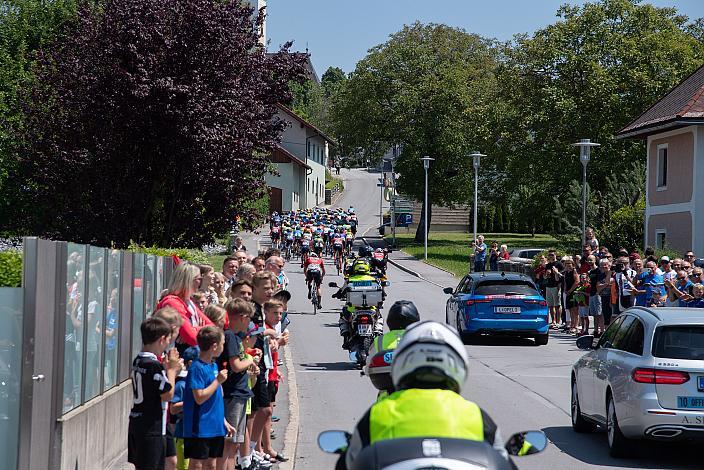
[366,300,420,397]
[370,247,387,275]
[336,263,382,348]
[341,321,508,469]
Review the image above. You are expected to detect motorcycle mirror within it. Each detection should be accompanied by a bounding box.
[318,430,352,454]
[443,287,453,295]
[349,351,358,363]
[328,282,339,288]
[504,430,548,456]
[381,281,391,287]
[576,335,596,350]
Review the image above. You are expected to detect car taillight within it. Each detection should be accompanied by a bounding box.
[358,315,371,324]
[466,299,491,306]
[368,354,389,368]
[632,368,690,385]
[524,299,547,306]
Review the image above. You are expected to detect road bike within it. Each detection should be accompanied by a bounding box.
[309,282,320,315]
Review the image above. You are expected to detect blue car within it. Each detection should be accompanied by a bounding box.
[443,272,550,345]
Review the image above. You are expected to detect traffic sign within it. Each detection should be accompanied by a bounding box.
[395,213,413,227]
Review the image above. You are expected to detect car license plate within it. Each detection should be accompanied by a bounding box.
[357,324,373,336]
[494,306,521,314]
[677,396,704,409]
[699,376,704,392]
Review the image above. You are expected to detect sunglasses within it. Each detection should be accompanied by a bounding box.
[693,273,703,277]
[677,277,687,280]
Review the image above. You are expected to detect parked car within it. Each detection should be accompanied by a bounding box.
[443,272,549,345]
[509,247,545,264]
[571,307,704,457]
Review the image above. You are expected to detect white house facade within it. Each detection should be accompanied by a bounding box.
[266,105,333,212]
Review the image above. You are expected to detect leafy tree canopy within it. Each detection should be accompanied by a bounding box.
[7,0,307,247]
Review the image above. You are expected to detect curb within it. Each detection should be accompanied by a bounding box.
[279,343,299,470]
[360,237,448,289]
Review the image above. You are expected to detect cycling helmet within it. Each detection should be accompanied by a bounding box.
[387,300,420,330]
[375,248,384,253]
[309,252,319,258]
[391,321,468,394]
[353,264,370,275]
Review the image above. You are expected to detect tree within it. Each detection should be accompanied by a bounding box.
[0,0,81,231]
[494,0,704,235]
[7,0,307,247]
[330,23,499,241]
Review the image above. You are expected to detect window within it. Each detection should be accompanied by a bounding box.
[622,319,645,356]
[307,141,310,157]
[657,145,667,188]
[611,315,636,350]
[656,230,666,250]
[454,276,469,294]
[653,326,704,360]
[473,280,539,296]
[597,315,625,349]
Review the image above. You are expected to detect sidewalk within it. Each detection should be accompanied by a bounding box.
[362,234,457,288]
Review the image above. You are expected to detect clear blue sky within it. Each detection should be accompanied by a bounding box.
[266,0,703,76]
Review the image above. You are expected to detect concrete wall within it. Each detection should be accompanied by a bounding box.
[57,381,132,470]
[306,136,328,208]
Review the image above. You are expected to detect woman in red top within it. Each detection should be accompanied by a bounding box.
[157,262,213,350]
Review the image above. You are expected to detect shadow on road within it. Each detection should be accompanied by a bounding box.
[543,426,701,469]
[299,361,358,372]
[465,336,536,347]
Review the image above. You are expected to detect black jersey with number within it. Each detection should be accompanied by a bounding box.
[129,352,172,436]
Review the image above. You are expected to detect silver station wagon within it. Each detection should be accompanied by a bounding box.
[571,307,704,457]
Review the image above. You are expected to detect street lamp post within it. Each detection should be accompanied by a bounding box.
[572,139,600,248]
[420,156,434,260]
[468,151,486,248]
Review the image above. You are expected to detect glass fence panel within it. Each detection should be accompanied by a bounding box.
[103,250,121,391]
[131,254,145,359]
[0,288,22,470]
[155,256,164,311]
[63,243,86,412]
[84,247,105,401]
[145,255,156,318]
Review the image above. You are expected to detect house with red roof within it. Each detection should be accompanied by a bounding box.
[617,64,704,254]
[265,104,334,212]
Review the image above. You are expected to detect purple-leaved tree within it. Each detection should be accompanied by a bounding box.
[15,0,306,247]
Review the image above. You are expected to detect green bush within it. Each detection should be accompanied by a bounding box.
[127,242,208,264]
[0,251,23,287]
[599,198,645,252]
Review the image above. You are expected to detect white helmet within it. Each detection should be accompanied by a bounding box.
[391,321,468,393]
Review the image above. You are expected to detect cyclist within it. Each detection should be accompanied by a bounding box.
[304,252,326,309]
[313,233,325,257]
[270,224,281,248]
[332,232,346,270]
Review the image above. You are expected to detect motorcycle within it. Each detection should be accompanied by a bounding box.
[318,430,549,470]
[330,281,386,368]
[347,308,383,368]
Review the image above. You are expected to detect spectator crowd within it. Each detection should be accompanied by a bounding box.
[471,228,704,337]
[129,241,294,470]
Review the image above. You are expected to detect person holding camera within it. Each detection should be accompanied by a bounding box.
[613,257,635,315]
[472,235,487,273]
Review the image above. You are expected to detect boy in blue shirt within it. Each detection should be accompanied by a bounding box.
[183,326,233,469]
[170,347,199,470]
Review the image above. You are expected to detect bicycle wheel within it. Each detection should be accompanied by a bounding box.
[312,290,318,315]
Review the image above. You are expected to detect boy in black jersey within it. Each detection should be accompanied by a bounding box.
[128,317,182,470]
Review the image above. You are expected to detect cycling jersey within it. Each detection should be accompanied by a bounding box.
[305,257,326,276]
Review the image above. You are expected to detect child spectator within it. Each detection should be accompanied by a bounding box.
[573,274,590,336]
[227,279,254,303]
[199,264,219,305]
[217,299,259,470]
[128,317,182,470]
[212,272,227,305]
[191,291,208,312]
[203,304,227,330]
[182,326,232,469]
[153,306,184,470]
[242,323,264,469]
[171,347,200,470]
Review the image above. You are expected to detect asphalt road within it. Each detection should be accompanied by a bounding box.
[283,169,700,470]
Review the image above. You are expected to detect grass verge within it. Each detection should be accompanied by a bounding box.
[386,231,564,277]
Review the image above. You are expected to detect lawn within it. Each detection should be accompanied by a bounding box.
[387,231,566,277]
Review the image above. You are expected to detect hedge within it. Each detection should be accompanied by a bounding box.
[0,251,22,287]
[127,242,209,264]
